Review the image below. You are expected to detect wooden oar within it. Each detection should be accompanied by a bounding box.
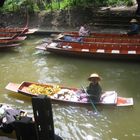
[81,85,99,114]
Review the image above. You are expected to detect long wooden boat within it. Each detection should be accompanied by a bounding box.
[0,27,29,46]
[0,36,27,44]
[36,41,140,61]
[0,33,17,40]
[0,43,21,49]
[0,27,28,34]
[0,27,37,36]
[54,34,140,45]
[64,31,140,38]
[0,36,26,49]
[5,81,133,107]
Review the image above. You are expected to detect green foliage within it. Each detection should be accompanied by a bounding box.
[0,0,134,12]
[106,0,133,6]
[1,0,26,12]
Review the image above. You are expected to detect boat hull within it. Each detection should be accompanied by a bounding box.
[36,40,140,61]
[46,47,140,61]
[0,43,21,49]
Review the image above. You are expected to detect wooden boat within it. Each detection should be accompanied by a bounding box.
[0,35,26,49]
[0,33,17,40]
[54,34,140,45]
[64,31,140,38]
[0,27,37,36]
[0,24,27,42]
[36,41,140,61]
[0,36,27,44]
[0,43,21,49]
[5,81,134,107]
[0,27,28,34]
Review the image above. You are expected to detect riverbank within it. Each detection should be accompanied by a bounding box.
[0,5,138,33]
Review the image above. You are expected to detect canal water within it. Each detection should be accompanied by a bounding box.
[0,35,140,140]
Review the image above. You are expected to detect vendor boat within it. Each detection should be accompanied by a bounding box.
[5,81,133,107]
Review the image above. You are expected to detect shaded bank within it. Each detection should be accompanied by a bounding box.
[0,6,138,32]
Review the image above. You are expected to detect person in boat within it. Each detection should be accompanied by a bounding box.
[86,73,102,102]
[79,24,90,36]
[127,18,140,35]
[56,34,83,42]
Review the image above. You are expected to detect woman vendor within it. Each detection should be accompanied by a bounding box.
[87,73,102,102]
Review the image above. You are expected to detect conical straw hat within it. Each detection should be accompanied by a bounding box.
[130,18,138,23]
[88,73,101,81]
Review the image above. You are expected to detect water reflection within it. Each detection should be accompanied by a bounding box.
[33,54,79,84]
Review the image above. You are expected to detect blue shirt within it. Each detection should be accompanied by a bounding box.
[128,23,140,35]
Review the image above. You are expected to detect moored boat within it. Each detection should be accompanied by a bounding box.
[5,81,133,107]
[54,34,140,45]
[64,31,140,38]
[0,27,37,35]
[0,43,21,49]
[0,36,27,44]
[0,33,17,40]
[0,27,28,50]
[0,36,26,49]
[0,27,28,34]
[36,41,140,61]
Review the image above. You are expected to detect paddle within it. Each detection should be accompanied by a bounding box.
[81,85,99,115]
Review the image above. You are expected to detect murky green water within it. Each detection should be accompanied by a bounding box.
[0,35,140,140]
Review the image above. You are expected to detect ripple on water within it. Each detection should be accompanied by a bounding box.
[53,105,112,140]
